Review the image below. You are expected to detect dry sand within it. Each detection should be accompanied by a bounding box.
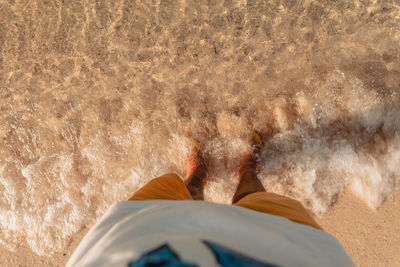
[318,190,400,267]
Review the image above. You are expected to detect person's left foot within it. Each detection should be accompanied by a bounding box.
[184,139,207,200]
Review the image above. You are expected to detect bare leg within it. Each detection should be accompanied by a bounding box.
[184,146,207,200]
[232,134,266,203]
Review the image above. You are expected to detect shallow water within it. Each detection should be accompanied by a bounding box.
[0,0,400,256]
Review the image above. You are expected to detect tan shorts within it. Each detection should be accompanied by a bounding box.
[128,173,322,230]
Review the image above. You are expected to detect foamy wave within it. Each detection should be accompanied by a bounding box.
[258,129,400,213]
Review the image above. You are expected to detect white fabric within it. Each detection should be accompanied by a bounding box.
[67,200,354,267]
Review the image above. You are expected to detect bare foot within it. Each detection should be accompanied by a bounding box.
[184,139,207,200]
[232,132,266,203]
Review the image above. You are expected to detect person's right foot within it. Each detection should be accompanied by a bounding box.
[250,132,263,155]
[240,132,263,169]
[232,132,266,203]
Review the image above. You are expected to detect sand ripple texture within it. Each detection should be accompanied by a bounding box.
[0,0,400,256]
